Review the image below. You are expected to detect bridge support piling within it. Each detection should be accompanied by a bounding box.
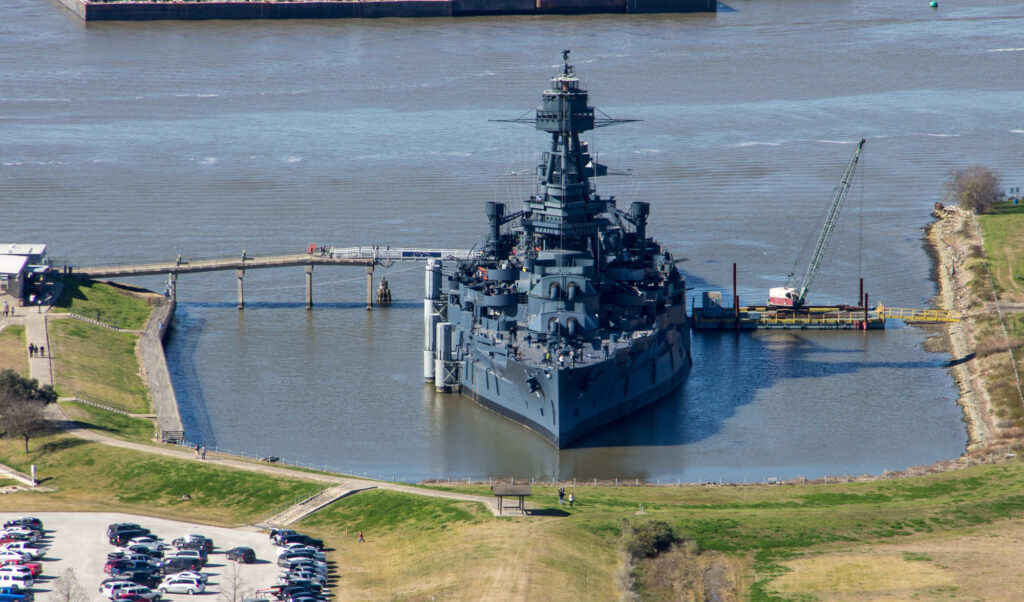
[236,269,244,310]
[366,266,374,311]
[305,265,314,310]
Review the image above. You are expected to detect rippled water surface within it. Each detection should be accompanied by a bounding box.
[6,0,1022,480]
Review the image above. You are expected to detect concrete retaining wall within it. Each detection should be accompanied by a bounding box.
[139,298,184,435]
[61,0,712,20]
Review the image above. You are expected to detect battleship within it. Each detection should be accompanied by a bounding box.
[423,52,692,448]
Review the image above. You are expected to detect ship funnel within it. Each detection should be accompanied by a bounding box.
[630,202,650,241]
[485,202,505,257]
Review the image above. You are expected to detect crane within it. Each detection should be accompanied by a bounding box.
[769,139,866,309]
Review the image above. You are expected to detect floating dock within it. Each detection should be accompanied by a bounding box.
[692,301,886,331]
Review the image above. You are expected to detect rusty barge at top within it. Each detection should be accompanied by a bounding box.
[59,0,715,21]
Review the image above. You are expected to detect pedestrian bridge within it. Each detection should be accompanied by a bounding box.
[70,246,477,310]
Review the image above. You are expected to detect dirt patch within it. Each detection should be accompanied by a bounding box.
[765,515,1024,601]
[770,554,954,598]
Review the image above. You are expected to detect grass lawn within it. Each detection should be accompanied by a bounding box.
[0,433,323,526]
[51,277,154,330]
[0,324,27,376]
[427,463,1024,599]
[300,489,619,601]
[49,318,150,413]
[59,401,156,443]
[978,202,1024,302]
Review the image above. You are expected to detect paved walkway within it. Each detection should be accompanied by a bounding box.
[23,306,53,387]
[21,291,505,518]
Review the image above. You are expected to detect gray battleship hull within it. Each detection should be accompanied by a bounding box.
[425,53,693,448]
[458,311,691,447]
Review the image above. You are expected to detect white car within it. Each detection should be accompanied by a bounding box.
[129,536,166,550]
[101,581,135,599]
[0,566,33,579]
[173,571,208,583]
[0,550,30,564]
[116,585,161,601]
[1,541,46,559]
[158,575,205,595]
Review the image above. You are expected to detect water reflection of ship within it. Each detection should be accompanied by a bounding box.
[423,52,692,448]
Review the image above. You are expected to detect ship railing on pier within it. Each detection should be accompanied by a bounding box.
[327,246,478,263]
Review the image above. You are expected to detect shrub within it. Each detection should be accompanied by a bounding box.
[621,519,678,560]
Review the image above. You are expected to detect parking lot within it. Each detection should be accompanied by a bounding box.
[7,512,284,601]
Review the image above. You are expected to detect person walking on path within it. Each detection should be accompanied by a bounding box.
[200,445,206,460]
[358,531,365,543]
[28,344,34,357]
[558,487,565,505]
[39,345,44,357]
[195,444,201,459]
[568,493,575,508]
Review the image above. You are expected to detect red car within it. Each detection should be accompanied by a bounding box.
[10,561,42,576]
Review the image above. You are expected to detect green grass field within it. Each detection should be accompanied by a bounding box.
[51,277,153,330]
[49,318,150,413]
[59,401,156,443]
[0,324,27,376]
[978,202,1024,301]
[0,433,323,525]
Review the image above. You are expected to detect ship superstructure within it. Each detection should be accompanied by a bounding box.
[423,52,692,447]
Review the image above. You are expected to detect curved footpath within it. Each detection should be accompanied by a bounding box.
[26,302,502,519]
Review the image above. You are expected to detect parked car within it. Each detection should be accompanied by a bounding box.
[158,575,205,595]
[5,563,40,578]
[226,546,255,563]
[277,557,328,572]
[110,530,151,546]
[1,519,41,533]
[114,584,161,601]
[121,570,161,588]
[0,569,32,582]
[107,523,143,535]
[269,529,297,545]
[0,574,32,590]
[0,543,45,560]
[164,550,206,567]
[156,556,201,574]
[172,571,207,584]
[171,535,213,553]
[0,531,35,544]
[285,570,327,586]
[127,538,166,551]
[120,544,163,560]
[0,552,30,566]
[277,534,323,550]
[0,586,33,602]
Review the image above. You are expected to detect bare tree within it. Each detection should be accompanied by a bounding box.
[943,165,1004,213]
[50,568,88,602]
[0,394,49,453]
[219,561,251,602]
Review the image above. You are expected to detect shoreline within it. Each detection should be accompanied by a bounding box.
[927,205,1000,453]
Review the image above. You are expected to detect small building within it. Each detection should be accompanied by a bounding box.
[0,254,29,301]
[0,244,46,265]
